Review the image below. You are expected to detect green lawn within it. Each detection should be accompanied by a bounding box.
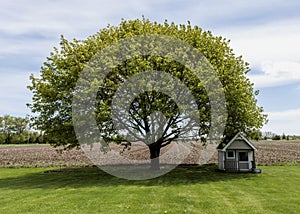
[0,165,299,214]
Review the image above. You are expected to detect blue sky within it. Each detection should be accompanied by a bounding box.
[0,0,300,135]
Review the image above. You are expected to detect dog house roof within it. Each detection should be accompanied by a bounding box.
[217,132,257,151]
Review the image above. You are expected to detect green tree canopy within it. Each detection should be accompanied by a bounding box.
[0,115,29,144]
[28,18,267,169]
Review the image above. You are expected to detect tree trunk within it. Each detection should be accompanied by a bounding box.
[149,144,161,170]
[5,134,11,144]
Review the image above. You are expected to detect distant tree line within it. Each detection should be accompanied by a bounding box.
[0,115,45,144]
[262,132,299,141]
[1,115,297,144]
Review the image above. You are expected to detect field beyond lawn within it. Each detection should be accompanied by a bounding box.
[0,165,299,214]
[1,141,299,167]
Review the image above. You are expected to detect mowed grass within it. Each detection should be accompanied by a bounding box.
[0,165,299,214]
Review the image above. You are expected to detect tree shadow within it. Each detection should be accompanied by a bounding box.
[0,164,259,190]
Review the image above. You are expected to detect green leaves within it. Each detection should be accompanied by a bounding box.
[0,115,36,144]
[28,18,267,149]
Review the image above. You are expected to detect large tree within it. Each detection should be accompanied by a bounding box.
[28,18,267,169]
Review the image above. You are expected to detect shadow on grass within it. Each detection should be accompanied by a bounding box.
[0,164,258,189]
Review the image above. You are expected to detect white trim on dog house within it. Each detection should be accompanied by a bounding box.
[221,132,257,152]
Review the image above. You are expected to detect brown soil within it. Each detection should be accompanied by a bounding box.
[0,141,299,167]
[0,145,90,167]
[253,141,300,165]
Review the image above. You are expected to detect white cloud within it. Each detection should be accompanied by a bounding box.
[262,108,300,135]
[248,61,300,88]
[221,19,300,62]
[0,0,147,36]
[0,38,56,56]
[0,71,33,116]
[211,18,300,88]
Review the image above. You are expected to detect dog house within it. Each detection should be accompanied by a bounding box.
[217,132,257,172]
